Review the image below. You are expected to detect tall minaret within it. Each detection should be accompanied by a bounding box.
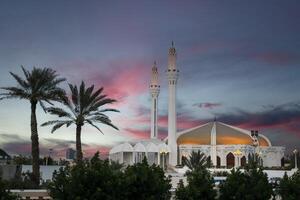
[167,42,179,166]
[150,61,160,139]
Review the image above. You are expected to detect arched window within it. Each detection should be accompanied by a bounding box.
[207,156,211,166]
[241,156,246,167]
[217,156,221,168]
[226,152,235,168]
[281,157,285,167]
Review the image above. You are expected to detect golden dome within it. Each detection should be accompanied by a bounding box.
[177,121,271,147]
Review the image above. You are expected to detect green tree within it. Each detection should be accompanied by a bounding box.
[42,82,119,162]
[219,168,273,200]
[175,168,216,200]
[0,178,19,200]
[122,158,172,200]
[176,150,216,200]
[0,67,66,185]
[245,153,263,170]
[182,151,211,171]
[49,152,124,200]
[278,171,300,200]
[49,153,171,200]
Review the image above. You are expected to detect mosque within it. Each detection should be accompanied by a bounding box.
[109,43,285,169]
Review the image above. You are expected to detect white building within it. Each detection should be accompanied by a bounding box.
[109,43,285,169]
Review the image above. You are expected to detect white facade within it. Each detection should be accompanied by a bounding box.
[177,121,285,168]
[109,139,170,168]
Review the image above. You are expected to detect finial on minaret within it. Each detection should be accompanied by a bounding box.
[151,61,159,86]
[168,41,177,70]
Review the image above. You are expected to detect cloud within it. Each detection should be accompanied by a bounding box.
[0,133,111,158]
[58,59,150,105]
[193,102,222,109]
[216,102,300,136]
[252,52,300,65]
[123,128,149,139]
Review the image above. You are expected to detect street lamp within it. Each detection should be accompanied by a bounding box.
[233,149,242,168]
[160,149,168,171]
[293,149,298,169]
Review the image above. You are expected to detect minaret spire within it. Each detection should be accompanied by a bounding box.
[167,42,179,166]
[150,61,160,139]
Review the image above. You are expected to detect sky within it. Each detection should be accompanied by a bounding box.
[0,0,299,158]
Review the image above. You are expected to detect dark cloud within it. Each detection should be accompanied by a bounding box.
[252,52,300,65]
[215,102,300,136]
[193,102,222,109]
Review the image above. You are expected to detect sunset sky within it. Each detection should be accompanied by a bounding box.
[0,0,299,158]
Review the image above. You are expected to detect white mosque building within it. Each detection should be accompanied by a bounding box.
[109,43,285,169]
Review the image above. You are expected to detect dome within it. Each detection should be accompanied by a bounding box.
[177,121,271,147]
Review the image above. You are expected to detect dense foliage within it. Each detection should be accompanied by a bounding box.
[49,153,171,200]
[0,178,19,200]
[122,158,171,200]
[182,151,212,171]
[175,168,216,200]
[176,151,216,200]
[219,168,273,200]
[278,171,300,200]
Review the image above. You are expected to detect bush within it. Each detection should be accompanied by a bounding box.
[0,178,19,200]
[175,168,216,200]
[122,158,171,200]
[219,168,273,200]
[278,171,300,200]
[6,172,40,189]
[49,153,171,200]
[49,152,123,200]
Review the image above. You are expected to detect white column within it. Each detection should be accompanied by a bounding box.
[167,42,179,166]
[150,62,160,139]
[210,122,217,166]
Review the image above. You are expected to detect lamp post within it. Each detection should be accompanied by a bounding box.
[233,149,242,168]
[293,149,298,169]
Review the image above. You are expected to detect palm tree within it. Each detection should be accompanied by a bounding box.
[41,81,119,162]
[0,67,66,185]
[182,151,211,171]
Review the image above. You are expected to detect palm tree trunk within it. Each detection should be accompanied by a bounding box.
[30,100,40,186]
[76,125,83,162]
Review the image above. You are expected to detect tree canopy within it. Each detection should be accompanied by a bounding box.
[49,153,171,200]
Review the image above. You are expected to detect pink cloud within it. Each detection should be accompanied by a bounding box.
[56,59,150,107]
[123,128,149,139]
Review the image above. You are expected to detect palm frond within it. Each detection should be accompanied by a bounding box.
[9,72,29,89]
[51,122,68,133]
[41,120,74,133]
[46,107,74,119]
[21,65,30,80]
[88,115,119,130]
[182,151,209,171]
[98,108,120,113]
[85,119,104,134]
